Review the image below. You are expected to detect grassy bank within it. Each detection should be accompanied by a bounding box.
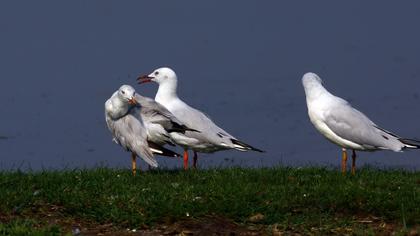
[0,167,419,235]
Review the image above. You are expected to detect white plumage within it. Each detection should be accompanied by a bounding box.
[138,67,263,169]
[302,72,420,174]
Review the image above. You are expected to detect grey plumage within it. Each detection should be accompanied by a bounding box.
[135,94,199,146]
[168,101,263,152]
[323,98,409,151]
[106,105,158,167]
[105,87,158,167]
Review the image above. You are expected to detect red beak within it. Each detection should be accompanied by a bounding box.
[137,75,154,84]
[128,97,138,105]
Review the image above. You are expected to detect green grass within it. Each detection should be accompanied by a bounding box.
[0,167,419,234]
[0,220,62,236]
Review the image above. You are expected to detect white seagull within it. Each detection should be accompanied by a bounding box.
[302,72,420,174]
[105,85,180,175]
[137,67,264,170]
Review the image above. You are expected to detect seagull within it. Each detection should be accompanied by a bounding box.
[105,85,180,175]
[302,72,420,174]
[137,67,264,170]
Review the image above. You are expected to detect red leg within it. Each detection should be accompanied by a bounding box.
[183,149,189,170]
[193,151,198,169]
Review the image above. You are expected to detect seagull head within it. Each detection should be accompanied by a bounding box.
[137,67,177,85]
[302,72,324,90]
[118,85,138,106]
[302,72,329,101]
[302,72,323,85]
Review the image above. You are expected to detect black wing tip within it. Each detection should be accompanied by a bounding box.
[165,141,176,146]
[148,141,181,158]
[231,139,265,153]
[400,138,420,149]
[250,147,265,153]
[254,148,266,153]
[159,148,181,158]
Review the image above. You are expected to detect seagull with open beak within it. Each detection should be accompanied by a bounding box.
[137,67,264,170]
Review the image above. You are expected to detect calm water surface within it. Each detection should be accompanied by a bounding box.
[0,1,419,170]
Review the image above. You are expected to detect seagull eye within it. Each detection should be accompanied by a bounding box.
[121,90,125,94]
[154,71,159,76]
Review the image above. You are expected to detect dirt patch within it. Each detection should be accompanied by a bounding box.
[1,205,419,235]
[1,206,265,235]
[132,216,265,236]
[70,215,265,235]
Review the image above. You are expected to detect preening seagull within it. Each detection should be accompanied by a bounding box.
[302,72,420,174]
[137,67,264,170]
[105,85,180,175]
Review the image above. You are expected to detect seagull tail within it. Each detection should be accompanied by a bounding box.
[147,141,181,158]
[135,148,158,168]
[374,126,420,150]
[400,138,420,149]
[231,139,265,153]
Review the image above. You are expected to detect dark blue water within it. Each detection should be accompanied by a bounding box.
[1,1,419,170]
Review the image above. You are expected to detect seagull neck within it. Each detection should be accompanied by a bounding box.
[109,96,130,119]
[155,82,178,103]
